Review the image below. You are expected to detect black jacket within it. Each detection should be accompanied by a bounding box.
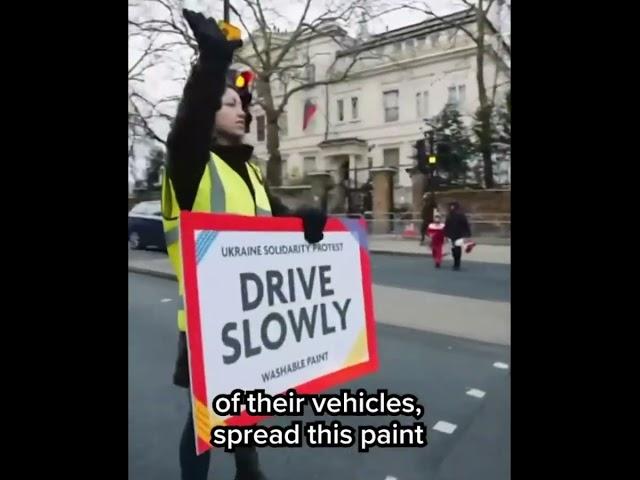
[166,56,294,388]
[444,211,471,241]
[166,57,290,217]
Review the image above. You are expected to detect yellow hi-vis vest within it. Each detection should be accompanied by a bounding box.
[161,153,272,332]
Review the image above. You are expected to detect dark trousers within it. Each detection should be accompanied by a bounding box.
[420,220,427,242]
[180,403,262,480]
[451,240,462,269]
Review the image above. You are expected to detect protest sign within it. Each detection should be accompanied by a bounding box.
[179,212,378,454]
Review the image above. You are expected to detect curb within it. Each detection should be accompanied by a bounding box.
[129,266,177,281]
[369,249,433,258]
[128,246,507,282]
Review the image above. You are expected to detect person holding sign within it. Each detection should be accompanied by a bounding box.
[161,9,327,480]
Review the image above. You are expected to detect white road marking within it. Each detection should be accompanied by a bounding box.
[161,298,173,303]
[493,361,509,369]
[466,388,486,398]
[433,421,457,434]
[447,346,453,350]
[384,476,398,480]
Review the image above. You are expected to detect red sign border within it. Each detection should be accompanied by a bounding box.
[179,211,379,450]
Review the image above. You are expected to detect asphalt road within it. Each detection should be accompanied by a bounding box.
[129,272,510,480]
[370,255,510,303]
[128,248,510,303]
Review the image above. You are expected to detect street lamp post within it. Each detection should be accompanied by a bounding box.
[422,120,438,193]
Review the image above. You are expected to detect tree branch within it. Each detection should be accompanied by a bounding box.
[276,52,361,116]
[254,0,273,64]
[130,92,175,122]
[271,0,313,68]
[129,98,167,146]
[129,18,198,55]
[231,3,267,69]
[254,0,269,34]
[253,97,269,111]
[235,53,262,74]
[483,0,497,15]
[403,3,478,44]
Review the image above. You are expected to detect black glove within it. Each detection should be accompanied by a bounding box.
[183,9,243,65]
[295,207,327,244]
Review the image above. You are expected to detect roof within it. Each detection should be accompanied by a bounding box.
[485,19,511,57]
[337,8,476,58]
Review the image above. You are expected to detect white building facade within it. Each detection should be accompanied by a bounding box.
[241,8,510,209]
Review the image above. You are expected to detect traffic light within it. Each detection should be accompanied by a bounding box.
[228,68,254,110]
[415,139,427,173]
[234,70,254,89]
[427,130,436,168]
[415,138,437,173]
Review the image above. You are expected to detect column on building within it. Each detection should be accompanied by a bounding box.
[408,166,428,217]
[348,154,356,189]
[370,167,396,233]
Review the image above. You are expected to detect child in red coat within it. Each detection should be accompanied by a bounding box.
[427,213,446,268]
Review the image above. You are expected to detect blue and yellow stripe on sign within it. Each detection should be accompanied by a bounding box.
[196,231,218,264]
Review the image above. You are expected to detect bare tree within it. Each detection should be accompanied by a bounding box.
[128,0,191,150]
[491,88,510,159]
[232,0,402,185]
[128,0,399,186]
[398,0,510,188]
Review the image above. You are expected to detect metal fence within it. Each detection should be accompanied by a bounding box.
[332,212,511,239]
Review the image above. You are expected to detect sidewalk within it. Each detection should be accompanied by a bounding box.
[368,237,510,264]
[128,235,510,280]
[128,246,510,346]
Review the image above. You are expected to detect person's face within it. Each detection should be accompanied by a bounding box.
[214,88,246,141]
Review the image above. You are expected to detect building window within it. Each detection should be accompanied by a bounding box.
[351,97,359,120]
[458,85,466,107]
[303,156,316,175]
[256,115,265,141]
[416,91,429,119]
[306,64,316,83]
[447,86,457,105]
[393,42,402,53]
[337,99,344,122]
[383,148,400,186]
[447,85,466,109]
[278,112,288,137]
[281,157,288,180]
[405,39,415,50]
[383,90,399,122]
